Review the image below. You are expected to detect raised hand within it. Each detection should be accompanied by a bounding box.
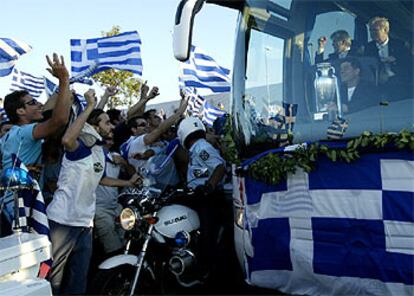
[177,94,189,114]
[318,36,327,52]
[84,89,97,108]
[140,81,149,101]
[46,53,69,81]
[147,86,160,100]
[104,86,118,97]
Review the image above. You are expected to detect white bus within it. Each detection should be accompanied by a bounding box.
[174,1,413,295]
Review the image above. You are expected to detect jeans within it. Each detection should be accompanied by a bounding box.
[94,205,125,253]
[48,220,92,295]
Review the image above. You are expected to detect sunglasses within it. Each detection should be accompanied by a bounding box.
[136,122,147,127]
[24,98,39,106]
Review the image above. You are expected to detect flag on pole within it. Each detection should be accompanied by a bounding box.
[185,87,205,116]
[0,37,32,77]
[327,117,349,140]
[267,102,298,146]
[179,45,230,94]
[9,69,44,98]
[70,31,143,78]
[202,101,226,126]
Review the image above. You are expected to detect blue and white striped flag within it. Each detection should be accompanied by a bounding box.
[44,77,58,97]
[11,153,52,277]
[327,117,349,140]
[184,87,205,116]
[179,45,230,94]
[70,31,143,78]
[0,37,32,77]
[10,69,44,98]
[202,101,226,126]
[73,93,88,117]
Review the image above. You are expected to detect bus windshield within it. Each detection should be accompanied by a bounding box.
[232,0,413,156]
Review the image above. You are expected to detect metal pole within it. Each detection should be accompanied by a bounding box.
[264,47,271,109]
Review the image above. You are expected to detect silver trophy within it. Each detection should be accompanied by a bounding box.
[314,63,343,120]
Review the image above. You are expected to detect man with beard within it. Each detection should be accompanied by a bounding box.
[46,89,141,295]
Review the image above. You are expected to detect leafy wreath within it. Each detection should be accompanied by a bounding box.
[221,114,414,185]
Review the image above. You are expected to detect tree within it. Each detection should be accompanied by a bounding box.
[92,25,142,109]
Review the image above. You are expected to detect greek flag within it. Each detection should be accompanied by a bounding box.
[11,154,52,277]
[327,117,349,139]
[9,69,44,98]
[266,103,298,146]
[202,101,226,126]
[183,87,205,116]
[240,146,414,295]
[179,45,230,94]
[44,77,58,97]
[70,31,143,78]
[0,37,31,77]
[73,93,88,117]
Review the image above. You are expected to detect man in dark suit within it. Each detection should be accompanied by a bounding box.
[315,30,360,64]
[364,17,412,99]
[339,57,381,114]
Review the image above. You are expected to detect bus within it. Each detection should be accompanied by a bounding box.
[174,0,413,295]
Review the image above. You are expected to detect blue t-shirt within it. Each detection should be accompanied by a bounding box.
[2,123,42,169]
[1,123,42,223]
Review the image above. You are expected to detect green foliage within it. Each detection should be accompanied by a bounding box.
[221,115,241,165]
[92,25,142,108]
[248,130,414,185]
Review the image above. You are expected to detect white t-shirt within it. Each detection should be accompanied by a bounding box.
[124,134,167,170]
[47,140,106,227]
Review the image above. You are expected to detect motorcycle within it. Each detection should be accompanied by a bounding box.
[90,179,215,295]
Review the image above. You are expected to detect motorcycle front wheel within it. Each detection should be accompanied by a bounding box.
[90,264,158,295]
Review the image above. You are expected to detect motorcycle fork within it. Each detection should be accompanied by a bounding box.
[128,211,158,296]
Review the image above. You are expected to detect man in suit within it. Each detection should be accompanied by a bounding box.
[339,57,381,114]
[364,17,411,99]
[315,30,360,64]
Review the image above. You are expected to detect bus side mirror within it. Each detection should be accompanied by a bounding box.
[173,0,205,61]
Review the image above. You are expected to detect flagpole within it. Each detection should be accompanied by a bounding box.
[264,46,271,111]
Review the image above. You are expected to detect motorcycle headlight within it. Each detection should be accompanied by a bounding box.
[120,207,137,230]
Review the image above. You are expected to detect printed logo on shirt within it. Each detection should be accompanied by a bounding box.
[193,169,209,178]
[199,150,210,161]
[93,162,104,173]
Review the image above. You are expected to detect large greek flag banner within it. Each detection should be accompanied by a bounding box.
[240,148,413,295]
[179,45,230,95]
[70,31,143,78]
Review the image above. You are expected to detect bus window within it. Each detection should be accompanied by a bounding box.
[244,28,286,146]
[295,7,414,144]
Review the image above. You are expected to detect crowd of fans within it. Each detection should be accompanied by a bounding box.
[0,52,229,294]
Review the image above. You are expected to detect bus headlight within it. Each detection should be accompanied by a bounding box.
[120,207,137,230]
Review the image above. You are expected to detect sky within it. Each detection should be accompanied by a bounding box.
[0,0,238,104]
